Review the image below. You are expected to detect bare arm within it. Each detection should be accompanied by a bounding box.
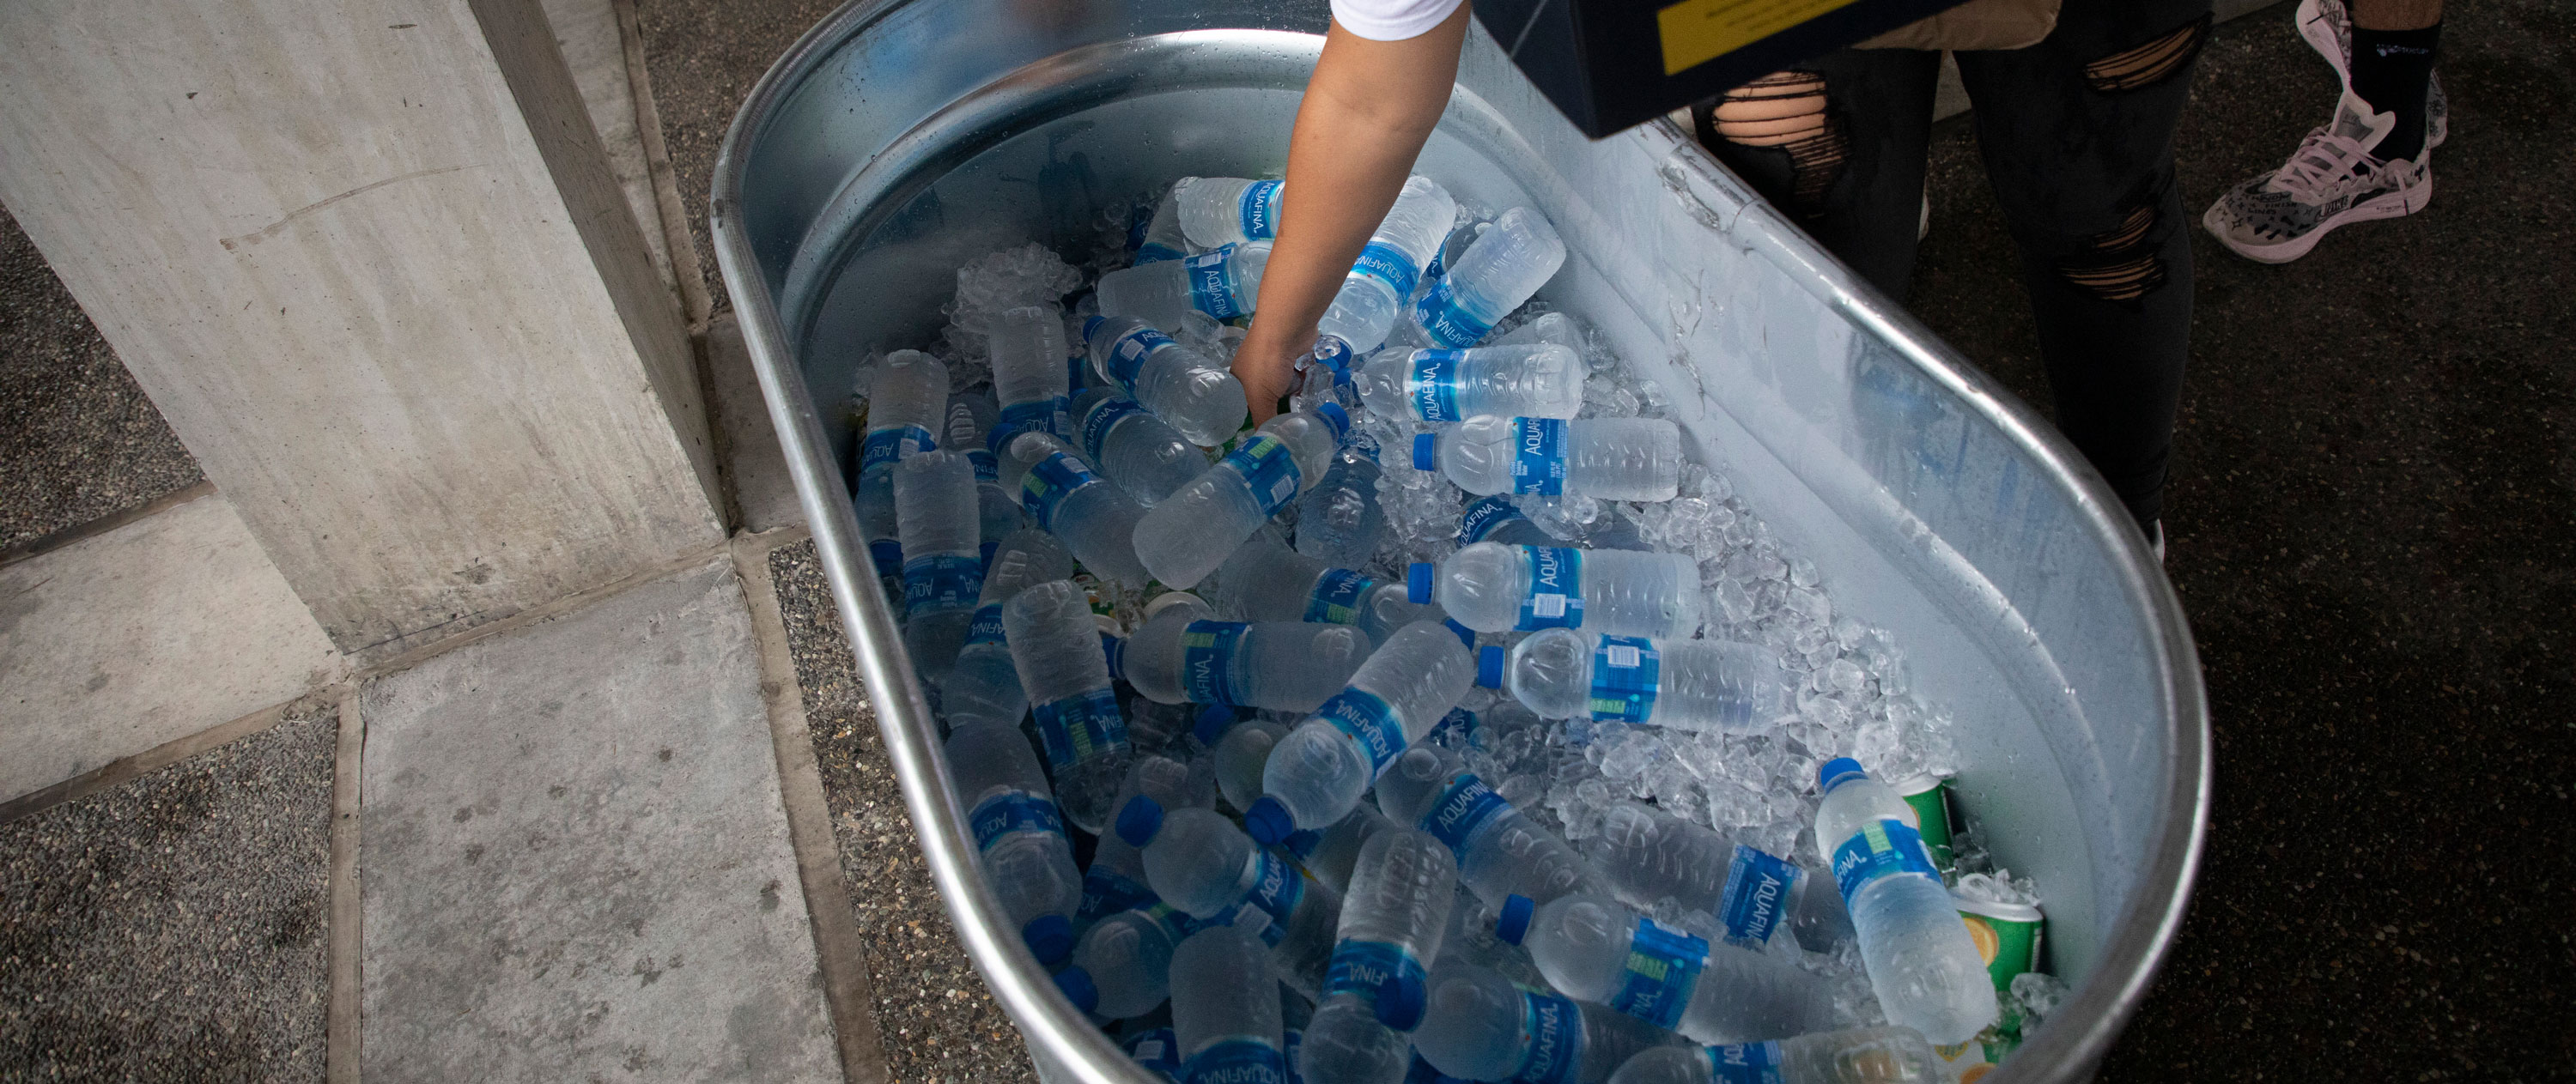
[1232,4,1471,424]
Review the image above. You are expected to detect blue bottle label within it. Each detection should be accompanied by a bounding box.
[1241,180,1282,239]
[1510,417,1569,496]
[1284,1028,1305,1084]
[1241,848,1306,943]
[1187,246,1246,320]
[1349,241,1421,300]
[1080,397,1151,463]
[1514,990,1584,1084]
[1606,917,1707,1031]
[1587,636,1661,723]
[1459,495,1528,546]
[1127,1027,1182,1077]
[1181,620,1251,705]
[868,538,904,579]
[1030,687,1129,769]
[1302,568,1377,625]
[1323,939,1428,1028]
[1419,774,1509,854]
[1078,867,1159,924]
[1019,452,1097,531]
[1107,325,1177,391]
[1222,434,1303,518]
[902,554,981,618]
[1404,350,1470,421]
[994,398,1067,449]
[1516,547,1584,631]
[1137,243,1185,265]
[1144,900,1198,942]
[968,791,1064,852]
[963,603,1007,649]
[1413,280,1496,349]
[1717,845,1801,948]
[860,424,937,472]
[1831,818,1944,903]
[1705,1042,1784,1084]
[966,448,1000,484]
[1182,1038,1287,1084]
[1313,687,1406,774]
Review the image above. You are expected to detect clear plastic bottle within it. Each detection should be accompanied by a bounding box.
[893,451,983,683]
[1322,828,1458,1030]
[1412,543,1704,639]
[1121,594,1372,712]
[1203,530,1443,646]
[1175,176,1285,248]
[1123,1016,1184,1082]
[1133,403,1352,589]
[1081,314,1248,447]
[1603,1028,1941,1084]
[1291,802,1396,895]
[1372,743,1593,910]
[1493,630,1787,734]
[991,306,1072,448]
[1413,963,1684,1084]
[1059,901,1195,1020]
[1577,801,1849,954]
[1099,241,1271,332]
[1412,208,1568,349]
[1413,417,1683,502]
[1295,454,1388,570]
[1084,754,1221,929]
[1004,579,1133,833]
[945,718,1080,966]
[1282,986,1315,1084]
[1455,498,1653,554]
[1135,194,1191,264]
[1075,388,1209,507]
[1315,176,1457,355]
[1170,927,1289,1084]
[1213,716,1289,814]
[1142,808,1343,997]
[942,395,1021,568]
[1508,893,1839,1044]
[941,530,1074,728]
[1247,622,1476,842]
[1357,345,1584,422]
[1010,430,1153,589]
[1813,759,1998,1045]
[854,350,949,585]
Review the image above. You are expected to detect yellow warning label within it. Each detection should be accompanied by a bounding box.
[1656,0,1862,76]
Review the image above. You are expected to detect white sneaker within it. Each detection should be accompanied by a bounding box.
[2202,90,2433,263]
[2293,0,2448,149]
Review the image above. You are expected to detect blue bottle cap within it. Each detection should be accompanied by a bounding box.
[1283,828,1325,857]
[1243,796,1296,846]
[1476,645,1505,689]
[1116,796,1167,847]
[1082,314,1107,343]
[1818,756,1868,792]
[1412,433,1438,471]
[1315,401,1351,442]
[1496,894,1534,946]
[1376,968,1429,1031]
[1443,618,1476,649]
[1406,562,1435,604]
[1024,914,1075,966]
[1054,966,1100,1014]
[1100,631,1126,681]
[1193,703,1237,745]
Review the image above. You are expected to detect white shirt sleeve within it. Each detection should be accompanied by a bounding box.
[1331,0,1467,41]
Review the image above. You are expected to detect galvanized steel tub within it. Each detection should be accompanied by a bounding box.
[711,2,2208,1080]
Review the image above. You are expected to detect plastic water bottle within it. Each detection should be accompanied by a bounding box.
[1170,926,1288,1084]
[1412,543,1703,639]
[1291,802,1396,895]
[1124,1019,1184,1082]
[1133,403,1352,589]
[1372,744,1593,910]
[1357,345,1584,422]
[1282,987,1315,1084]
[1412,208,1567,349]
[1299,830,1456,1084]
[941,530,1074,728]
[1212,715,1289,814]
[854,350,949,584]
[1099,241,1271,332]
[1175,177,1285,248]
[1060,901,1196,1020]
[1506,893,1839,1045]
[1081,314,1248,447]
[1491,630,1787,734]
[894,451,983,682]
[945,718,1080,965]
[1413,963,1684,1084]
[1004,579,1133,833]
[1413,417,1683,502]
[1315,177,1456,355]
[1455,498,1652,554]
[1136,194,1191,264]
[1142,808,1343,996]
[1203,530,1443,646]
[1295,454,1387,570]
[1076,389,1209,506]
[1603,1029,1941,1084]
[991,306,1072,447]
[1577,801,1847,954]
[1121,594,1371,712]
[1010,430,1153,589]
[1813,759,1997,1045]
[1247,622,1476,842]
[940,395,1021,567]
[1085,754,1220,928]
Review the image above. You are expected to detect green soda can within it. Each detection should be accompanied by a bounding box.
[1894,774,1958,877]
[1932,894,2048,1076]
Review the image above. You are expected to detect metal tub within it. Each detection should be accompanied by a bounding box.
[712,2,2208,1080]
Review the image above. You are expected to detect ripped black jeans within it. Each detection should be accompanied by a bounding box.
[1695,0,2212,530]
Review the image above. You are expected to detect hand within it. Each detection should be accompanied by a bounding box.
[1233,321,1312,427]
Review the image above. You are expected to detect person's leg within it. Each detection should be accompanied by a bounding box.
[1953,0,2212,530]
[1691,50,1943,301]
[2347,0,2442,161]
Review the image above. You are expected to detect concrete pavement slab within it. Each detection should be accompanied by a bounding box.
[358,556,841,1082]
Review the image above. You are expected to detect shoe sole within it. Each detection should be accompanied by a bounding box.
[2202,173,2433,263]
[2295,0,2449,148]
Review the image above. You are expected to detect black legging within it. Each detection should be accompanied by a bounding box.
[1696,0,2212,529]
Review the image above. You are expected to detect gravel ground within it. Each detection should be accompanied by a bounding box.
[0,701,335,1081]
[768,539,1040,1084]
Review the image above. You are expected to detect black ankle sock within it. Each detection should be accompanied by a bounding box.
[2350,22,2440,161]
